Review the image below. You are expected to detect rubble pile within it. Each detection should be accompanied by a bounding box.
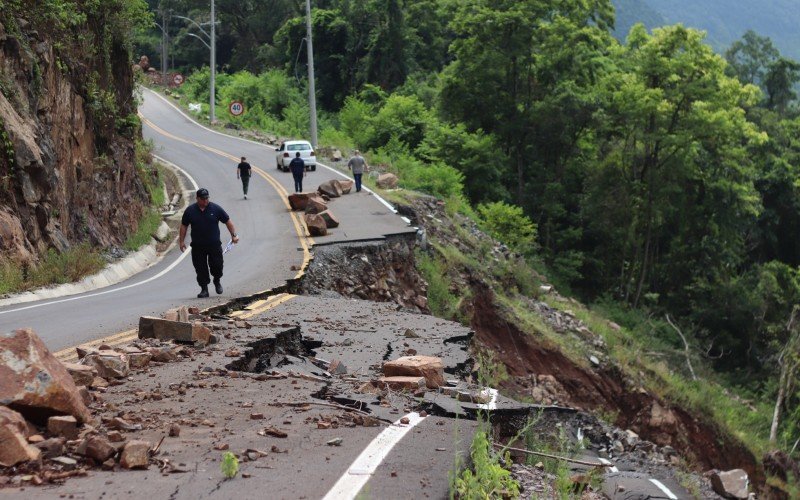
[0,306,217,487]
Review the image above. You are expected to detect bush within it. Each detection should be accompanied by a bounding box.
[367,94,432,151]
[477,201,538,254]
[452,427,519,499]
[338,96,375,148]
[403,161,464,200]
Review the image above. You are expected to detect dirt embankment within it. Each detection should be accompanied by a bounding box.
[469,284,758,477]
[0,11,148,264]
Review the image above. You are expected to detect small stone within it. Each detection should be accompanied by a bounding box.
[250,413,264,420]
[34,437,65,458]
[120,440,151,469]
[52,456,77,466]
[107,431,125,443]
[403,329,419,338]
[47,416,79,440]
[80,435,115,462]
[317,421,331,430]
[213,443,229,451]
[169,423,180,437]
[242,473,252,478]
[326,438,343,446]
[399,417,410,425]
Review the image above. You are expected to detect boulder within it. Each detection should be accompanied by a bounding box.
[338,179,354,194]
[305,213,328,236]
[47,415,79,440]
[376,173,398,189]
[63,362,96,387]
[376,376,426,391]
[0,415,41,466]
[82,351,130,379]
[318,180,343,198]
[318,210,340,229]
[304,196,328,215]
[332,149,342,161]
[0,328,92,423]
[120,440,151,469]
[710,469,749,499]
[288,192,315,211]
[383,355,445,389]
[0,405,30,437]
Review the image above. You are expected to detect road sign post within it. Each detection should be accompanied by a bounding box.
[172,73,184,86]
[229,101,244,117]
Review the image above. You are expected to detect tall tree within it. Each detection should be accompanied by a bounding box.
[725,30,780,87]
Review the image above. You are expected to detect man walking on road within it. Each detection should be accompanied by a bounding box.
[237,156,252,199]
[347,150,368,192]
[289,152,306,193]
[179,188,239,298]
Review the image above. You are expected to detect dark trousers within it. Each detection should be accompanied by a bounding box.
[293,173,303,193]
[191,245,223,286]
[354,173,363,192]
[241,175,250,195]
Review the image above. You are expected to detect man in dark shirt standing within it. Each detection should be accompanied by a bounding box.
[289,152,306,193]
[237,156,252,199]
[179,188,239,298]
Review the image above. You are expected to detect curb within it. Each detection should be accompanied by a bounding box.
[0,158,194,309]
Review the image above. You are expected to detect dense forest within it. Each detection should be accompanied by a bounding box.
[136,0,800,452]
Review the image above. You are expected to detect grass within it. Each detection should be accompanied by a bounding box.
[123,209,162,251]
[451,423,520,499]
[0,244,106,294]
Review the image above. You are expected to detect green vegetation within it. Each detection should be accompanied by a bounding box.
[0,245,106,295]
[452,427,520,499]
[142,0,800,467]
[220,451,239,479]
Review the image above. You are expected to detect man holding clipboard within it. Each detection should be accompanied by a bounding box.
[179,188,239,298]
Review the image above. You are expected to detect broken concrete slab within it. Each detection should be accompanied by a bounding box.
[138,316,211,345]
[383,355,444,388]
[0,328,92,424]
[377,376,426,391]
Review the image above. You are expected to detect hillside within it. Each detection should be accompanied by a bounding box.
[613,0,800,59]
[0,2,150,269]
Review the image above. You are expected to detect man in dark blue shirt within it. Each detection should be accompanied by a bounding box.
[179,188,239,298]
[289,152,306,193]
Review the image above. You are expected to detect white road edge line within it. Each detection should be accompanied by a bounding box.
[144,88,402,214]
[649,478,679,499]
[598,457,619,473]
[322,412,425,500]
[0,158,198,316]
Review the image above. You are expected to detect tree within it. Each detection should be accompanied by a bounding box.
[764,57,800,115]
[725,30,780,87]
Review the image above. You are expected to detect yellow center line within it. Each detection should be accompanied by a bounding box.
[52,116,311,359]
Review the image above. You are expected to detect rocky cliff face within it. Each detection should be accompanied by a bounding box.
[0,9,148,264]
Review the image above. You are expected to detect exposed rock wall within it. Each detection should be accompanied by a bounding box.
[0,12,147,263]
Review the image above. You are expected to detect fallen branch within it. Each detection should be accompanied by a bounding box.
[665,314,697,381]
[492,443,612,468]
[150,435,166,455]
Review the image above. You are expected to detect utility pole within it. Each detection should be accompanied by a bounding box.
[161,8,168,86]
[209,0,216,123]
[305,0,318,147]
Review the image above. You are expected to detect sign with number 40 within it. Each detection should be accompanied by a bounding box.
[229,101,244,116]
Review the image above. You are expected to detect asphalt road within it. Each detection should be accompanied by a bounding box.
[0,89,413,351]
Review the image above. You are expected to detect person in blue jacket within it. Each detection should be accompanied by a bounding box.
[289,152,306,193]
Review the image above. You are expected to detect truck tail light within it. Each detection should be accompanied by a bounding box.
[283,152,289,158]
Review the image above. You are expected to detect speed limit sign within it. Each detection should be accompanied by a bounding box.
[229,101,245,116]
[172,73,184,86]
